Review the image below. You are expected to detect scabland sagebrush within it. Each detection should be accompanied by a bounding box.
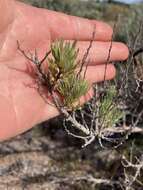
[17,35,143,148]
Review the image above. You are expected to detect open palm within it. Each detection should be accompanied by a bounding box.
[0,0,129,140]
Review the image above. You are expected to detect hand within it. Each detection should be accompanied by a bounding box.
[0,0,129,140]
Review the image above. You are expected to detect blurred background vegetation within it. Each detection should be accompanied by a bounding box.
[0,1,142,190]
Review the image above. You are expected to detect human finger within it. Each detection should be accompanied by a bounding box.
[44,11,113,41]
[0,0,15,50]
[0,0,14,33]
[81,64,116,83]
[76,41,129,64]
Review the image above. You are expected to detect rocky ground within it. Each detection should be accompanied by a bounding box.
[0,118,130,190]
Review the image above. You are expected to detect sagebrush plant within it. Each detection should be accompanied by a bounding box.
[98,85,124,129]
[18,37,142,147]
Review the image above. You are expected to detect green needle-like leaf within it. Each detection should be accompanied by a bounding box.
[48,40,89,109]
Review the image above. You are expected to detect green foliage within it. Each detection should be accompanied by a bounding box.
[99,85,123,128]
[57,74,89,108]
[48,40,89,109]
[49,40,78,74]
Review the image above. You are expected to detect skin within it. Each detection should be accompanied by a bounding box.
[0,0,129,141]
